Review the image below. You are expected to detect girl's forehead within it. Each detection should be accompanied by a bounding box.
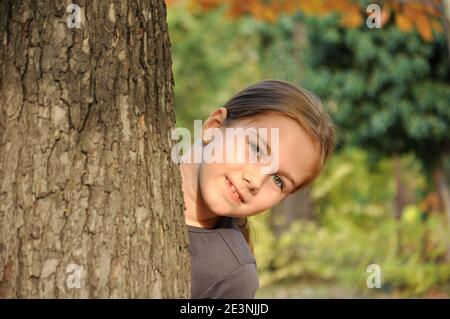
[228,112,297,129]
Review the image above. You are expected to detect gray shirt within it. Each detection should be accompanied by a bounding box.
[187,217,260,299]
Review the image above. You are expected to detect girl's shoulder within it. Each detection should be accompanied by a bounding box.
[188,217,258,298]
[187,217,255,265]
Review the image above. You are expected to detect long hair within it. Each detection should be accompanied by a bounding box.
[221,79,337,251]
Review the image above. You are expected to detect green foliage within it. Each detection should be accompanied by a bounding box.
[167,4,450,298]
[312,148,426,217]
[167,3,262,133]
[250,14,306,83]
[301,13,450,170]
[253,149,449,297]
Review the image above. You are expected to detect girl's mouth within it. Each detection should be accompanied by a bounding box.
[225,177,244,204]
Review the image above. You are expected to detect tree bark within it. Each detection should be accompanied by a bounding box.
[0,0,190,298]
[393,155,407,220]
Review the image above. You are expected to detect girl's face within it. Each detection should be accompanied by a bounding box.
[198,108,320,219]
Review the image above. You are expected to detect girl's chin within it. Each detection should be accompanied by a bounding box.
[201,187,250,217]
[207,206,239,217]
[204,200,246,218]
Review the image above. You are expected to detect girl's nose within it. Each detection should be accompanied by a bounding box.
[242,170,265,195]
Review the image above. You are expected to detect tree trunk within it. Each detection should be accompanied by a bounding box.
[433,157,450,261]
[270,186,313,238]
[393,155,407,220]
[0,0,190,298]
[393,155,406,256]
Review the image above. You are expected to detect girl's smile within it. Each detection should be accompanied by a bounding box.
[225,176,245,204]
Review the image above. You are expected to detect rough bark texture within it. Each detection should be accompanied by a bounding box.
[0,0,190,298]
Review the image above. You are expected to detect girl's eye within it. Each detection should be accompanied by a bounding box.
[272,175,284,190]
[249,142,263,156]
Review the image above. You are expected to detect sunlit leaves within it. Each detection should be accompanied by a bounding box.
[396,12,414,31]
[167,0,446,42]
[301,13,450,167]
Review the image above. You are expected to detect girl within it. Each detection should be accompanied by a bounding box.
[180,80,336,299]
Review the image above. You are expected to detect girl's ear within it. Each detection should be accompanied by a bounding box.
[203,107,228,130]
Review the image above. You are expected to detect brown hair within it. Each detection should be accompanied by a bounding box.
[221,79,337,253]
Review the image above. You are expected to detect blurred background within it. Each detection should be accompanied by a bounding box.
[166,0,450,298]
